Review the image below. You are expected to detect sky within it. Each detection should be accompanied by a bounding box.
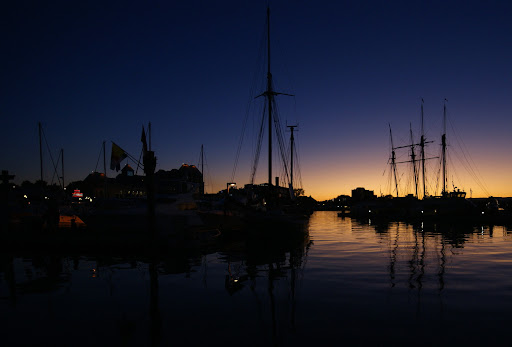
[2,0,512,201]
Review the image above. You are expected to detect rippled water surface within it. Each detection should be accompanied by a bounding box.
[1,211,511,346]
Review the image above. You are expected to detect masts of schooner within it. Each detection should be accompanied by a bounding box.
[391,100,436,199]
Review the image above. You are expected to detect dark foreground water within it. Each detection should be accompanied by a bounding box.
[1,211,512,346]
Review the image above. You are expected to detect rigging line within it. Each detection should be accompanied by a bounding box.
[451,147,489,195]
[94,143,103,172]
[447,156,463,189]
[135,148,143,176]
[204,149,214,194]
[273,105,290,184]
[232,15,269,183]
[250,103,267,184]
[293,143,304,190]
[42,127,62,187]
[447,118,490,195]
[51,150,62,185]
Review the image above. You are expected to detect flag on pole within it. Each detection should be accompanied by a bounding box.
[110,142,128,171]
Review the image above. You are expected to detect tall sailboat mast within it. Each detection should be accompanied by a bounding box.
[389,124,399,198]
[420,99,426,198]
[409,123,419,198]
[441,99,447,195]
[266,6,273,186]
[39,122,43,183]
[200,144,205,195]
[287,125,297,197]
[257,6,293,188]
[61,148,64,190]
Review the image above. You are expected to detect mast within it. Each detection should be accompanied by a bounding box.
[410,123,419,198]
[103,141,108,198]
[39,122,43,183]
[200,144,205,195]
[389,124,399,198]
[256,6,293,188]
[420,99,426,198]
[103,141,107,176]
[149,122,152,151]
[441,99,447,195]
[266,6,273,187]
[61,148,64,190]
[287,125,297,198]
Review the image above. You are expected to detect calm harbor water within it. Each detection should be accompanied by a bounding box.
[1,211,511,346]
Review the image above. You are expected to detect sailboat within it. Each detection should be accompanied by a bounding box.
[353,100,481,221]
[199,7,313,235]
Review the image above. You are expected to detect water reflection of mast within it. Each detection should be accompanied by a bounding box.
[438,233,446,292]
[408,228,419,289]
[388,223,400,287]
[416,229,427,317]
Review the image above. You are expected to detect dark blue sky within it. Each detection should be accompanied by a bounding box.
[2,1,511,199]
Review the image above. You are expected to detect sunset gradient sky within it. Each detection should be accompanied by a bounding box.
[2,1,511,200]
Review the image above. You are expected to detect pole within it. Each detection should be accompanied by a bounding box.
[420,99,426,198]
[61,148,64,190]
[442,100,447,195]
[103,141,108,198]
[201,144,205,195]
[39,122,43,183]
[389,124,399,198]
[267,6,273,187]
[287,125,297,195]
[410,124,418,198]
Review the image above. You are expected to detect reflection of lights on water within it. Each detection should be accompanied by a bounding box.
[369,219,371,226]
[91,268,98,278]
